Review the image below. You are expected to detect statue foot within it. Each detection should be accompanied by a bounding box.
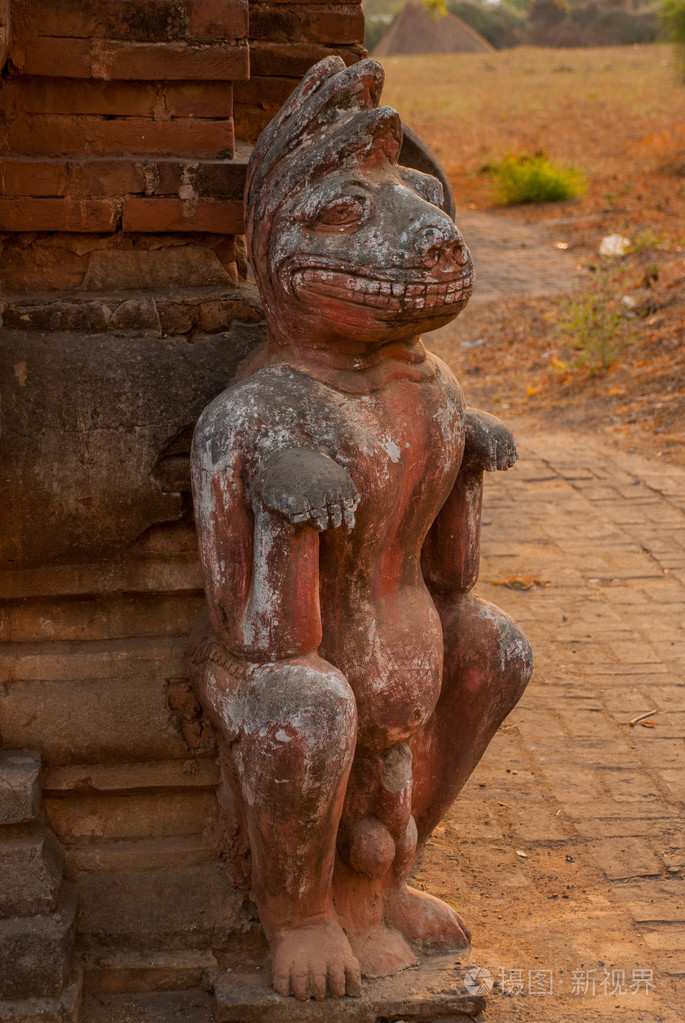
[271,920,362,1001]
[347,923,418,978]
[384,885,471,947]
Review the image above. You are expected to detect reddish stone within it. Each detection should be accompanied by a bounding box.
[0,23,9,71]
[0,239,90,294]
[1,78,160,118]
[122,198,243,233]
[0,199,116,232]
[234,76,297,142]
[250,5,365,45]
[0,160,68,197]
[150,159,247,201]
[10,79,234,122]
[164,82,233,119]
[186,0,249,40]
[66,159,148,198]
[1,116,235,158]
[249,41,365,77]
[19,38,250,81]
[22,0,186,42]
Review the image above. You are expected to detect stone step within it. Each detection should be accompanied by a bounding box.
[65,833,219,874]
[42,757,219,796]
[46,788,219,846]
[83,949,218,994]
[75,862,249,952]
[0,750,41,826]
[0,885,77,1000]
[0,964,83,1023]
[0,816,64,916]
[1,639,191,766]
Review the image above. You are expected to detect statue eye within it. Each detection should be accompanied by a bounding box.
[315,197,368,233]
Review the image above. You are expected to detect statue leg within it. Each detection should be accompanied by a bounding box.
[383,594,532,944]
[192,644,362,1001]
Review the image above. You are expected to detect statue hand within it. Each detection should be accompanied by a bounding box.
[256,448,360,531]
[461,408,518,473]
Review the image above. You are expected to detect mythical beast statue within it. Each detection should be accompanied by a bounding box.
[188,56,532,1002]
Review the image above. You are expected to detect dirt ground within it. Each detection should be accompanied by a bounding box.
[382,43,685,472]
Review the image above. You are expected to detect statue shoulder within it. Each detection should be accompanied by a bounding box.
[191,367,315,472]
[426,351,466,411]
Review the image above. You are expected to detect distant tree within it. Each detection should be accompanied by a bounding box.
[661,0,685,79]
[448,0,526,47]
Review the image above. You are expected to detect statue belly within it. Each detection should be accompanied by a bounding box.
[321,587,444,752]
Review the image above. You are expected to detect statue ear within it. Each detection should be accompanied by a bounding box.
[324,106,402,168]
[399,167,444,210]
[399,123,456,221]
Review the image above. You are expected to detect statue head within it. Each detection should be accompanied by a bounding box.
[245,57,474,349]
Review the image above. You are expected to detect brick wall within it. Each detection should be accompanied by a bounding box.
[235,0,365,142]
[0,0,250,292]
[0,1,366,998]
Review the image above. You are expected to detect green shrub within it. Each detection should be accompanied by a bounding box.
[660,0,685,81]
[559,271,630,373]
[491,152,587,205]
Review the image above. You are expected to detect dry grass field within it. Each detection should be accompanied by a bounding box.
[381,44,685,465]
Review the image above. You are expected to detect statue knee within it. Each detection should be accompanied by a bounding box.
[442,597,532,710]
[237,657,358,766]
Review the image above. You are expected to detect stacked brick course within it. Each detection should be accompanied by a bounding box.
[235,0,364,141]
[0,0,251,293]
[0,751,82,1022]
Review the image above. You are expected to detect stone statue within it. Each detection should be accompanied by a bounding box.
[188,56,532,1003]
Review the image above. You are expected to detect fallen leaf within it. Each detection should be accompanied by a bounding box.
[491,574,551,590]
[639,720,657,728]
[629,709,659,727]
[526,385,540,396]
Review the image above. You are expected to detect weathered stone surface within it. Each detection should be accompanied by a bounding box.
[80,248,234,291]
[45,789,218,845]
[1,677,188,766]
[42,757,219,796]
[75,863,248,951]
[0,324,263,569]
[213,949,485,1022]
[109,297,161,335]
[84,948,218,994]
[0,965,83,1023]
[0,750,41,825]
[0,817,64,916]
[0,886,77,998]
[0,555,203,601]
[66,834,218,874]
[0,590,205,643]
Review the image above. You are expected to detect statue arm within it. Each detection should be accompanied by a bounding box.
[193,437,359,661]
[421,408,517,599]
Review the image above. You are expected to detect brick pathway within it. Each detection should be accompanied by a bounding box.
[417,423,684,1022]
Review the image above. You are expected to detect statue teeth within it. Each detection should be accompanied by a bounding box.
[293,267,470,311]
